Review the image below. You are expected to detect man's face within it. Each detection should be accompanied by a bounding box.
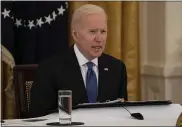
[73,12,107,60]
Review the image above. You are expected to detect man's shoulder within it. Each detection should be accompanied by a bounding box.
[40,54,63,65]
[37,54,67,72]
[101,53,125,65]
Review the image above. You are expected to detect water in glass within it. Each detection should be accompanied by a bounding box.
[58,91,72,124]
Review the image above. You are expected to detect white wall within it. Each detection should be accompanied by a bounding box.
[140,1,182,103]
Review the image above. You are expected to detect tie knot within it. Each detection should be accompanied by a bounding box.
[86,62,94,70]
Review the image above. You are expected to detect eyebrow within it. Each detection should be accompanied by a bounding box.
[89,28,107,31]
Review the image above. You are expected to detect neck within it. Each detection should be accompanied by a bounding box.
[75,44,94,61]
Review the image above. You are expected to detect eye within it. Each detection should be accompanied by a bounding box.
[101,30,106,33]
[89,30,97,33]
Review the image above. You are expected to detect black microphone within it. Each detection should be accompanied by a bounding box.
[120,105,144,120]
[114,98,144,120]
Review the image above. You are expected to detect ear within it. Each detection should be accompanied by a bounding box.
[72,28,79,42]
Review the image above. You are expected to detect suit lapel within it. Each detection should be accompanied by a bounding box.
[65,46,88,103]
[98,54,109,102]
[65,47,109,103]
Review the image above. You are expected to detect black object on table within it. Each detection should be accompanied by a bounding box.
[23,119,48,122]
[46,122,84,126]
[72,100,172,109]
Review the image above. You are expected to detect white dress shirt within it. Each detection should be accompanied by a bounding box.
[74,44,99,87]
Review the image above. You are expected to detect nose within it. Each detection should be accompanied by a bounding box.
[95,32,103,42]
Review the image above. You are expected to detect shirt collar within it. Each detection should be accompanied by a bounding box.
[74,44,98,67]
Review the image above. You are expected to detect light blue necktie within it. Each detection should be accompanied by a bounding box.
[86,62,97,103]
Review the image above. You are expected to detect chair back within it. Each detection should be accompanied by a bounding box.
[13,64,38,118]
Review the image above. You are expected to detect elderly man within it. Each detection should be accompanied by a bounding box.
[30,4,128,117]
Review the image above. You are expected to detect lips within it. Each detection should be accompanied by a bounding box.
[92,46,102,49]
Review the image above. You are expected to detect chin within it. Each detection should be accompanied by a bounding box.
[89,50,103,59]
[91,53,102,58]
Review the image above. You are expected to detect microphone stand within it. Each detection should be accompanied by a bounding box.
[117,98,144,120]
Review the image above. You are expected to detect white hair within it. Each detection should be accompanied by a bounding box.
[71,4,107,30]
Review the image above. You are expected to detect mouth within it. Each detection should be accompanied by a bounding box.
[91,46,102,50]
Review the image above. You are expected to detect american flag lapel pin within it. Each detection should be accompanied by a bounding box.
[104,68,108,71]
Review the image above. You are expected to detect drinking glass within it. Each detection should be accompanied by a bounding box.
[58,90,72,124]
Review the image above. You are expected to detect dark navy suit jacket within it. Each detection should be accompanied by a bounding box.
[29,46,128,117]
